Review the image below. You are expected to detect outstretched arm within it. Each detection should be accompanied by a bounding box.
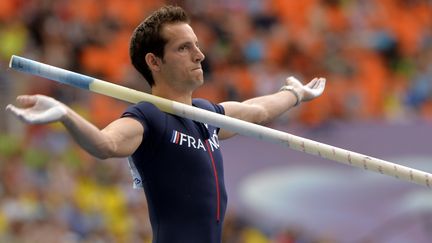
[6,95,143,159]
[219,76,326,139]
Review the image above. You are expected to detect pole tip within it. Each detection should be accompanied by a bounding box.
[9,55,16,68]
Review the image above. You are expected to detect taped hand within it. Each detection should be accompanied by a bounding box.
[281,76,326,105]
[6,95,68,124]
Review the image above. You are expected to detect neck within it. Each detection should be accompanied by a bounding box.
[151,85,193,105]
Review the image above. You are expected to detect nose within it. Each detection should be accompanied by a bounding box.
[194,46,205,63]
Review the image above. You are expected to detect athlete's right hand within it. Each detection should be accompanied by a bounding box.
[6,95,68,124]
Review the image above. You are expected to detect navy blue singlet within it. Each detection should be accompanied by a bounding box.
[122,98,227,243]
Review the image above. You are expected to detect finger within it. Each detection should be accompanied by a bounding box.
[306,78,319,89]
[5,104,35,123]
[312,78,324,89]
[16,95,38,107]
[314,80,326,95]
[318,78,326,90]
[308,77,325,90]
[304,79,326,99]
[313,77,325,89]
[5,104,23,115]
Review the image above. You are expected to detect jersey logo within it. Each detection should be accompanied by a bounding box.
[171,129,220,152]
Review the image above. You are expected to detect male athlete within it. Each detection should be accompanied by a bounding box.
[6,5,325,243]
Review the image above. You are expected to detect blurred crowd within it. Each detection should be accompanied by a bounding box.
[0,0,431,242]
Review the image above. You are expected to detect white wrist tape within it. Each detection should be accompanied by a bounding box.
[279,85,300,106]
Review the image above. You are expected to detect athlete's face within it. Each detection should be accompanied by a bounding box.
[159,23,205,91]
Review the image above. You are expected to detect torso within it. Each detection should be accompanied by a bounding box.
[122,99,227,243]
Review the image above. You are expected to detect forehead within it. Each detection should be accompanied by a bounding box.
[161,22,197,44]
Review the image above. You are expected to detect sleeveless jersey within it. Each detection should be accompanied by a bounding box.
[121,98,227,243]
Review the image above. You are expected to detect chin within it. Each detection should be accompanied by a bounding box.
[193,76,204,86]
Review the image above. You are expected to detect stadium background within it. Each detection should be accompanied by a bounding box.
[0,0,431,242]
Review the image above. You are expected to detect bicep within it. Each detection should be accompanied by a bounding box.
[101,117,144,157]
[218,101,266,140]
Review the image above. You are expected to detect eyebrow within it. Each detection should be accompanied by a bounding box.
[177,40,199,47]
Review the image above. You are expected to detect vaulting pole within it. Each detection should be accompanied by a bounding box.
[9,55,432,188]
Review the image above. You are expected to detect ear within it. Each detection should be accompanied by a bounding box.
[145,53,161,72]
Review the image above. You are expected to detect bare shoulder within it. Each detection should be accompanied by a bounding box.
[99,117,145,157]
[103,117,144,136]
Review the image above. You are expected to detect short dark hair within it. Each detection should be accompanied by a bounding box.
[129,5,190,87]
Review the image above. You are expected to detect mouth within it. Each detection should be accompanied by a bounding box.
[192,66,202,71]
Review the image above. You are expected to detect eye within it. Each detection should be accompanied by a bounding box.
[178,44,190,52]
